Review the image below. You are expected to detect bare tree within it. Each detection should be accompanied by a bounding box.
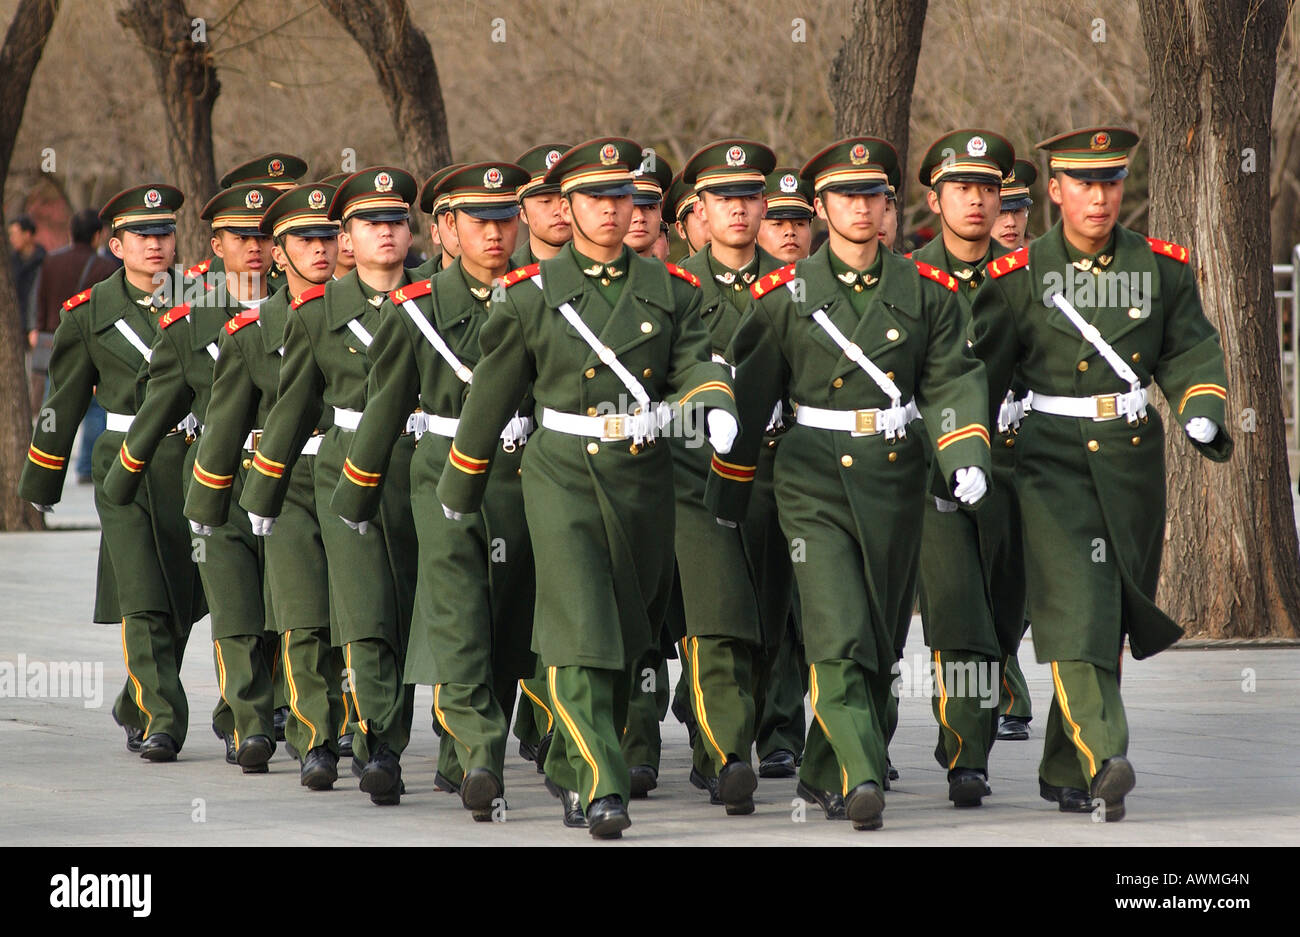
[319,0,451,181]
[1139,0,1300,638]
[0,0,60,532]
[1270,8,1300,262]
[118,0,219,265]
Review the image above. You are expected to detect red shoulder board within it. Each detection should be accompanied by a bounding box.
[1147,237,1189,264]
[291,283,327,310]
[159,304,191,329]
[915,260,958,292]
[184,258,211,278]
[500,263,541,288]
[903,251,913,259]
[225,310,259,335]
[986,247,1029,279]
[390,280,432,304]
[751,263,797,299]
[665,263,700,288]
[62,289,92,312]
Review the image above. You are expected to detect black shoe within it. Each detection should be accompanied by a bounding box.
[535,732,552,775]
[1039,777,1093,813]
[845,781,885,831]
[301,747,338,791]
[461,768,503,821]
[433,770,461,795]
[518,739,540,763]
[586,794,631,839]
[139,733,179,762]
[689,766,722,805]
[359,745,401,805]
[887,758,899,780]
[338,733,354,759]
[1090,756,1135,822]
[351,756,364,780]
[997,715,1031,741]
[560,788,587,828]
[718,760,757,815]
[216,732,237,764]
[948,768,986,807]
[795,780,846,821]
[629,765,658,798]
[236,735,274,774]
[123,725,144,754]
[273,706,289,742]
[758,749,797,779]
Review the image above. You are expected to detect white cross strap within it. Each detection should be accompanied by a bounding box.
[346,318,374,348]
[401,298,473,384]
[206,342,219,361]
[1048,292,1146,423]
[808,307,905,406]
[113,319,153,362]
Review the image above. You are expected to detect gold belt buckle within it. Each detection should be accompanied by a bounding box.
[1094,394,1118,420]
[249,430,262,451]
[854,409,877,434]
[602,414,627,440]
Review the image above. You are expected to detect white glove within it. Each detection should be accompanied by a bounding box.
[189,519,212,537]
[341,516,369,535]
[707,410,738,455]
[953,466,987,505]
[716,517,738,529]
[249,512,276,536]
[1185,417,1218,444]
[442,504,464,521]
[30,502,53,514]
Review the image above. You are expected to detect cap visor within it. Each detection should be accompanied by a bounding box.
[352,209,410,222]
[119,223,176,236]
[572,182,636,197]
[764,208,813,220]
[937,172,1003,186]
[218,225,267,238]
[700,182,765,197]
[279,225,340,239]
[459,205,521,221]
[999,197,1033,212]
[631,194,664,206]
[822,182,892,196]
[1062,167,1128,182]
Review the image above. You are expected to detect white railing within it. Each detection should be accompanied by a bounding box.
[1276,246,1299,462]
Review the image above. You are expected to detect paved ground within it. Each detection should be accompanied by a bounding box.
[2,481,1297,845]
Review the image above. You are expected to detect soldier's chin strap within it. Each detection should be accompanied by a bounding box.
[275,236,317,288]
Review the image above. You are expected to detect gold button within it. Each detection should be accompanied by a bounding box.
[886,371,894,380]
[1004,438,1015,448]
[242,458,253,469]
[886,328,899,341]
[600,277,610,286]
[853,283,863,292]
[1087,440,1099,452]
[1131,352,1141,363]
[1128,307,1142,319]
[629,443,640,454]
[767,440,777,449]
[348,346,357,354]
[586,442,599,455]
[585,367,596,379]
[641,321,652,333]
[587,406,597,416]
[733,283,743,292]
[1077,360,1088,372]
[643,368,653,378]
[1131,436,1140,446]
[887,451,897,462]
[832,377,844,388]
[516,468,522,476]
[840,454,853,467]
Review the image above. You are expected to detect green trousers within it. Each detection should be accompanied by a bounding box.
[622,651,669,770]
[754,619,806,759]
[211,634,276,748]
[931,649,1000,773]
[544,665,631,807]
[999,629,1033,719]
[1039,659,1128,790]
[343,637,415,765]
[433,682,510,780]
[670,637,697,740]
[282,628,345,757]
[113,610,192,746]
[513,672,546,748]
[801,658,891,795]
[686,634,757,777]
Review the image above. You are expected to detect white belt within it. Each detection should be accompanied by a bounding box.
[242,429,323,456]
[793,400,920,438]
[301,435,323,455]
[334,406,440,437]
[417,413,534,451]
[105,411,200,437]
[1028,386,1148,423]
[541,404,672,443]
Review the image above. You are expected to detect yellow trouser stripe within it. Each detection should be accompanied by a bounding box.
[934,650,963,770]
[548,666,600,803]
[518,678,553,733]
[344,643,368,734]
[282,632,317,752]
[809,663,832,741]
[1051,661,1097,778]
[433,684,468,753]
[1001,663,1015,716]
[214,639,236,747]
[689,637,728,765]
[121,618,153,737]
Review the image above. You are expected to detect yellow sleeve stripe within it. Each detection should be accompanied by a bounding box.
[27,445,66,470]
[710,453,756,483]
[251,452,284,479]
[1177,383,1227,415]
[678,380,735,405]
[449,444,489,475]
[119,444,146,473]
[342,458,382,487]
[936,423,991,450]
[193,461,234,490]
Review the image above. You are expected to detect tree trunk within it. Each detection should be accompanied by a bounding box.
[117,0,219,266]
[319,0,452,182]
[1139,0,1300,638]
[828,0,928,209]
[1270,10,1300,263]
[0,0,60,533]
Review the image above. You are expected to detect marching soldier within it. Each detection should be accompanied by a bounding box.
[183,183,348,789]
[706,137,992,831]
[757,167,814,263]
[910,129,1020,806]
[625,153,673,259]
[239,167,422,805]
[414,163,466,278]
[668,171,709,256]
[320,173,357,278]
[332,162,537,821]
[19,184,204,761]
[436,138,737,838]
[511,143,573,268]
[971,127,1232,820]
[102,184,280,772]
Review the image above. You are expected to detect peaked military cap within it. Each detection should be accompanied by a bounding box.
[666,171,698,223]
[419,163,467,215]
[260,184,339,239]
[328,166,417,223]
[801,137,897,197]
[1000,158,1038,211]
[763,167,814,219]
[220,153,308,190]
[682,139,776,197]
[318,172,349,186]
[201,184,277,237]
[100,183,184,235]
[918,129,1015,187]
[1036,126,1139,182]
[515,144,570,200]
[544,137,642,197]
[434,162,529,220]
[632,151,674,206]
